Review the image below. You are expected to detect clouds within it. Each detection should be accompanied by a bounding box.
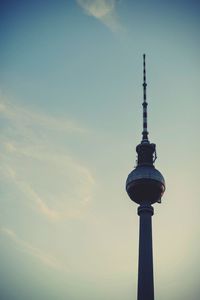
[0,97,86,135]
[0,96,95,221]
[0,227,63,269]
[77,0,115,18]
[76,0,122,32]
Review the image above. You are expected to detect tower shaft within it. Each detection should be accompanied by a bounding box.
[137,204,154,300]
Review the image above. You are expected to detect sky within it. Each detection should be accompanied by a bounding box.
[0,0,199,299]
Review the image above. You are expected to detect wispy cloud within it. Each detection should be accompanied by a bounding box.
[76,0,122,32]
[0,96,95,221]
[0,227,63,269]
[0,97,86,134]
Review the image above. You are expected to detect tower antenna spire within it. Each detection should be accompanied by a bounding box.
[142,54,149,143]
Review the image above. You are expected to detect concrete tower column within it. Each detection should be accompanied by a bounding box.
[137,204,154,300]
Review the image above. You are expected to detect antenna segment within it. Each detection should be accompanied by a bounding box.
[142,54,149,143]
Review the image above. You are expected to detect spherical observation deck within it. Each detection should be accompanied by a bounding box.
[126,165,165,204]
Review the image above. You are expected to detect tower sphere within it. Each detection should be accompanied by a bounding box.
[126,165,165,204]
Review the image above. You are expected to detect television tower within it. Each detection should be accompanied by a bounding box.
[126,55,165,300]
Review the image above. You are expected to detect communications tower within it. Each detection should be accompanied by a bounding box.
[126,55,165,300]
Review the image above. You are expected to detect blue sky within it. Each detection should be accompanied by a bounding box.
[0,1,200,299]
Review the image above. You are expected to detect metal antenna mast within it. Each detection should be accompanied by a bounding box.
[142,54,149,143]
